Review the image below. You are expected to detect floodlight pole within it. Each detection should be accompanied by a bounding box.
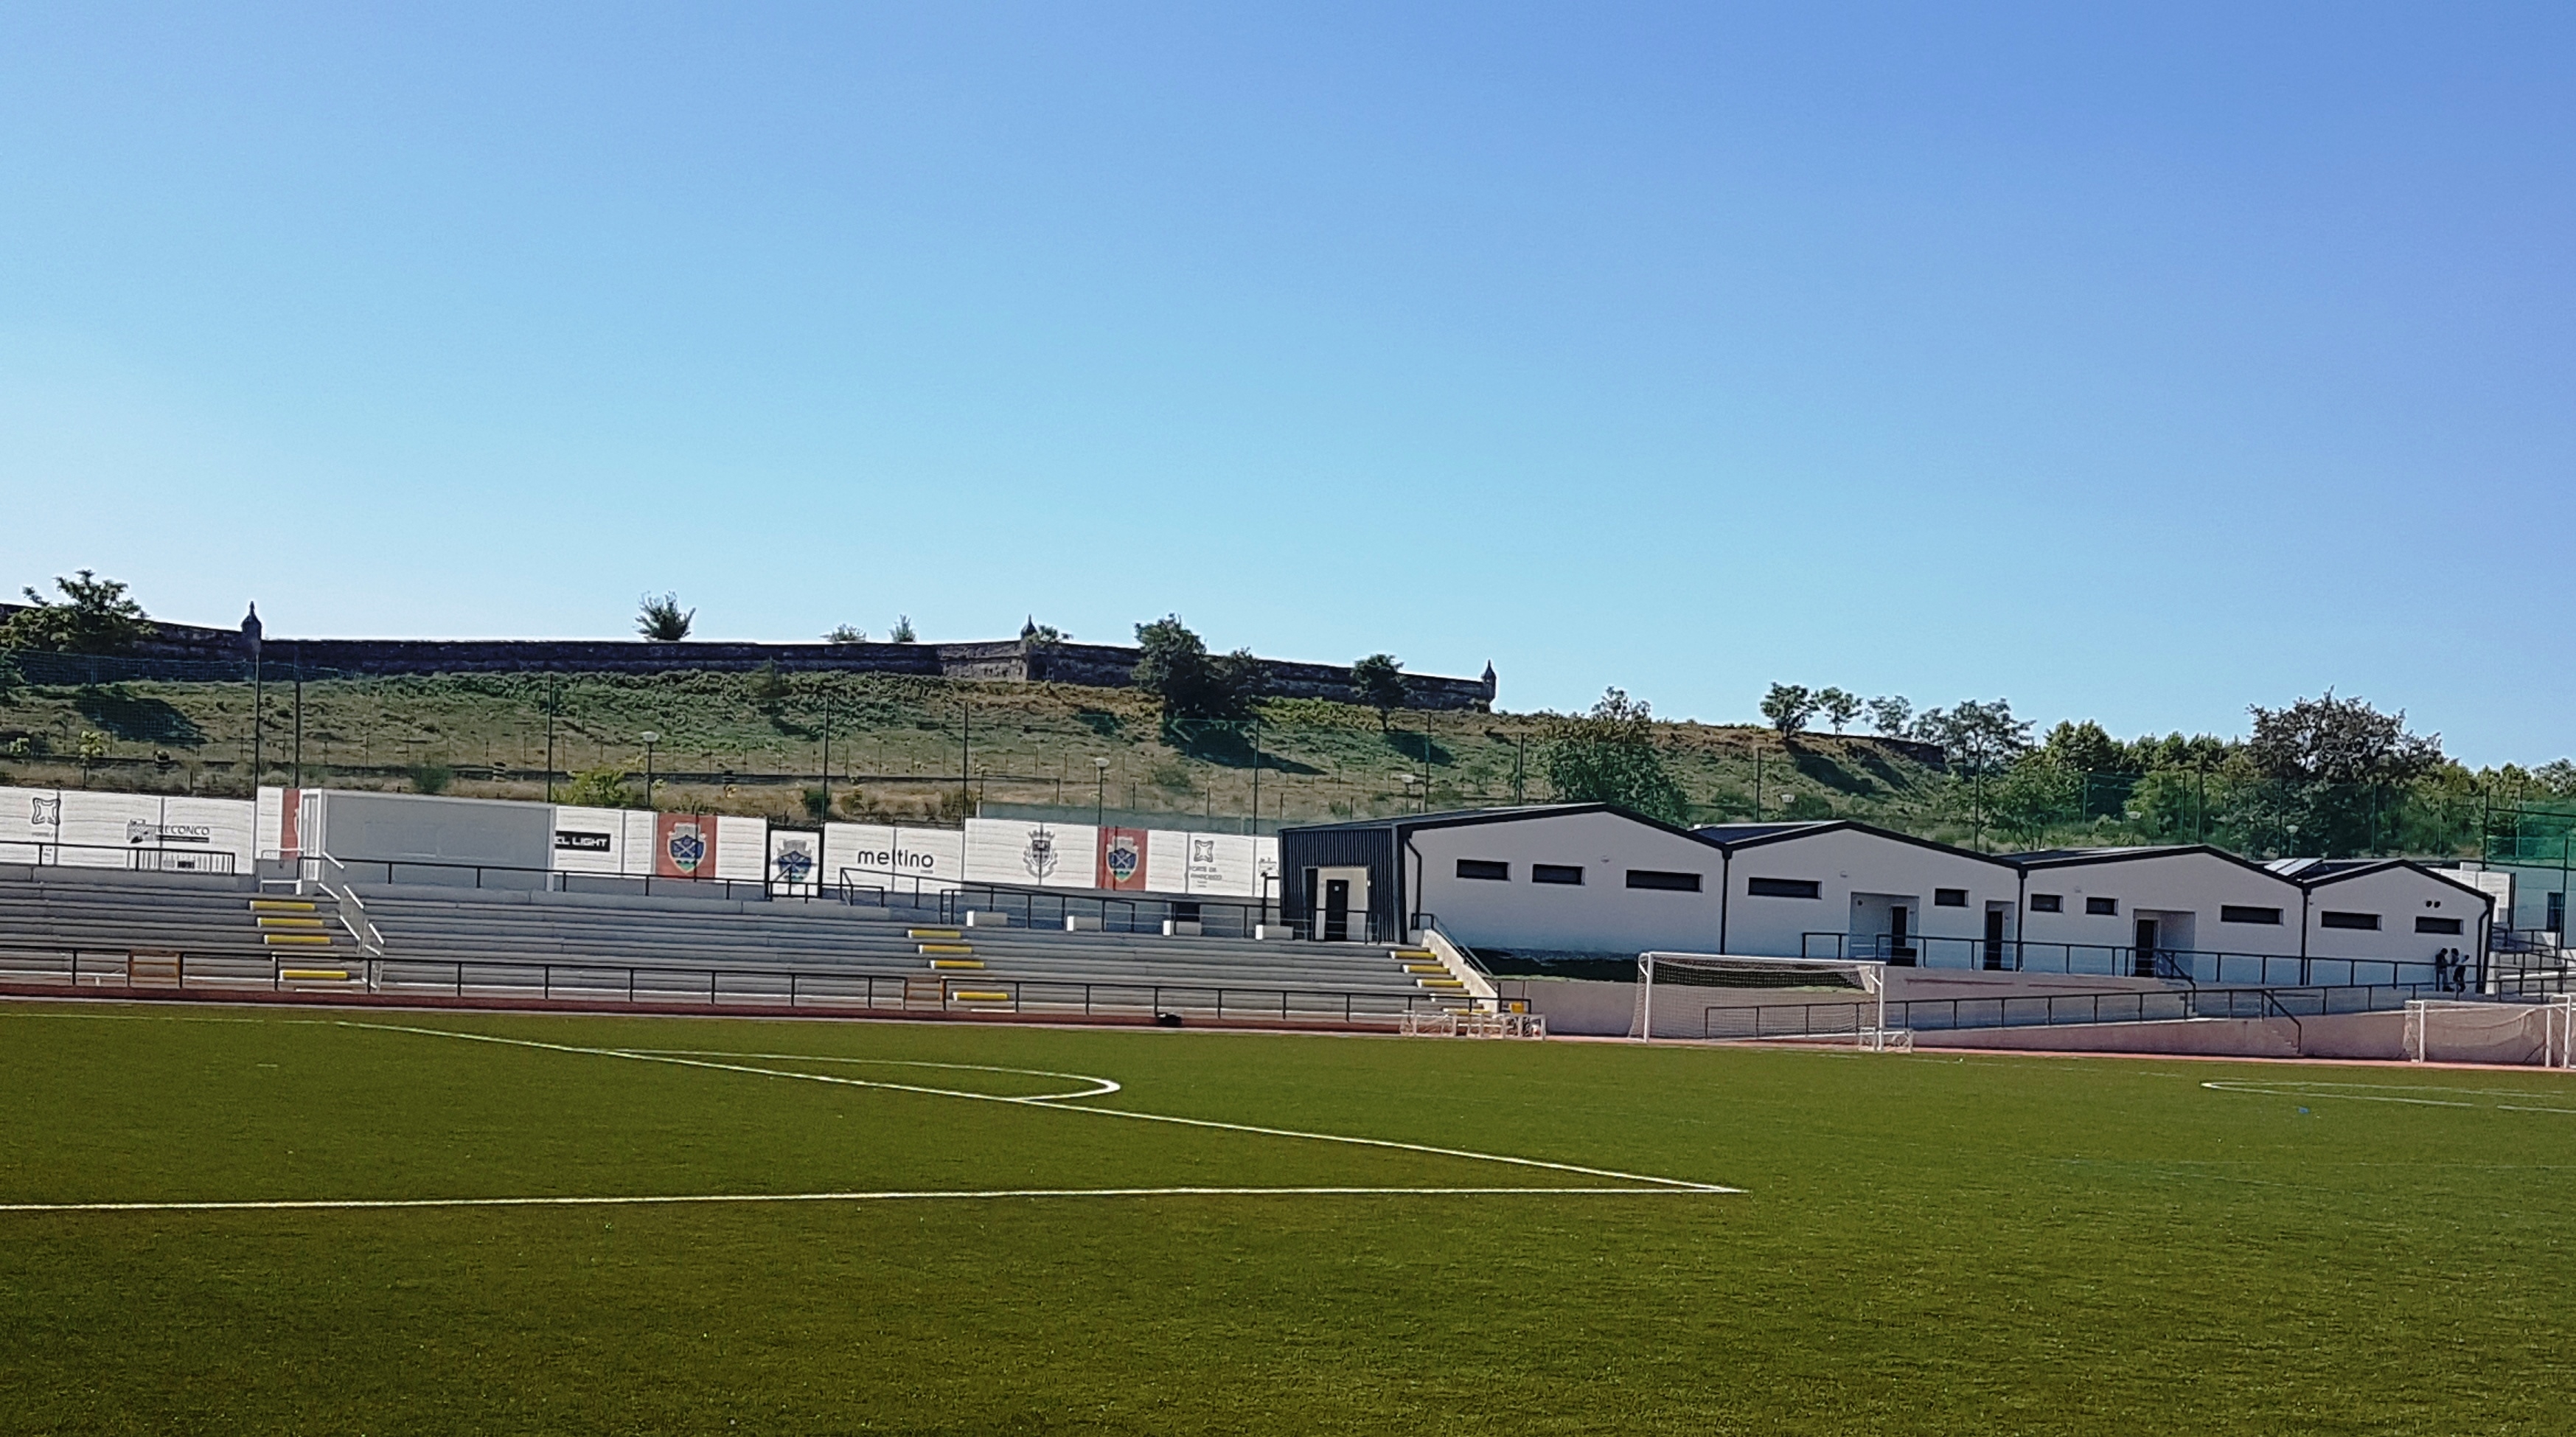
[641,731,659,810]
[544,678,558,803]
[290,643,304,789]
[1094,756,1110,828]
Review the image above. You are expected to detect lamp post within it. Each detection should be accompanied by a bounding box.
[1094,756,1111,828]
[641,731,660,810]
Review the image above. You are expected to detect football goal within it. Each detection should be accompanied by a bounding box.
[2403,998,2576,1068]
[1636,952,1906,1051]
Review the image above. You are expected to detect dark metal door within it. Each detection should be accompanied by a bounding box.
[1323,879,1350,942]
[2134,918,2158,978]
[1983,909,2006,970]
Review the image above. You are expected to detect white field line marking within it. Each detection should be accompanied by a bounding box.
[346,1021,1739,1194]
[620,1049,1122,1101]
[2202,1080,2574,1113]
[0,1187,1699,1215]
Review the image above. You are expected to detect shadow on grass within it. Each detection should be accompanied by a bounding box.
[74,686,206,746]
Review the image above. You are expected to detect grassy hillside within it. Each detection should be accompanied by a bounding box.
[0,667,1971,836]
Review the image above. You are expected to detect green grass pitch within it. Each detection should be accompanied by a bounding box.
[1,1001,2569,1435]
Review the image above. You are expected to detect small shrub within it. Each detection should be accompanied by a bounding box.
[561,765,638,808]
[409,762,453,795]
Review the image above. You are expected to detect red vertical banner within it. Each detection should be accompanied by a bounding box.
[655,812,717,879]
[1096,827,1149,891]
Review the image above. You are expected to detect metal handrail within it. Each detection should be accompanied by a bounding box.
[1,840,240,875]
[0,942,1466,1026]
[1803,930,2448,989]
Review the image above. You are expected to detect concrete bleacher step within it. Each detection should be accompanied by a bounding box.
[928,958,984,970]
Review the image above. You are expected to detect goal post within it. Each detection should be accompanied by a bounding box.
[1637,951,1901,1050]
[2404,997,2576,1068]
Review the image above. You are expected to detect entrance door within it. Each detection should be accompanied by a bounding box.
[1887,905,1915,966]
[1983,908,2008,970]
[1311,866,1370,942]
[2133,918,2159,978]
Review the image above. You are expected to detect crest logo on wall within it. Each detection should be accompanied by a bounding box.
[1022,827,1058,880]
[30,796,60,828]
[1191,837,1215,864]
[1101,831,1143,886]
[665,821,709,875]
[773,840,815,884]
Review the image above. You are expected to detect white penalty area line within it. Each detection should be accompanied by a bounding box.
[2202,1080,2576,1114]
[0,1186,1702,1216]
[342,1020,1740,1195]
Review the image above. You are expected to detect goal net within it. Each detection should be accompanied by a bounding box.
[2403,998,2576,1068]
[1397,1009,1547,1040]
[1637,952,1905,1051]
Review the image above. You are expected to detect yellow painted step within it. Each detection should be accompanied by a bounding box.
[929,958,984,970]
[257,916,326,929]
[1417,976,1466,989]
[951,989,1011,1003]
[279,968,352,981]
[919,943,975,956]
[1402,963,1447,974]
[1390,948,1435,960]
[249,899,316,912]
[908,928,963,940]
[263,933,334,947]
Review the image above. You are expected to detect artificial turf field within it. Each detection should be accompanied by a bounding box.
[1,1001,2569,1435]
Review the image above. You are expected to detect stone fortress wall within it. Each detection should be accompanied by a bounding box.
[5,607,1498,712]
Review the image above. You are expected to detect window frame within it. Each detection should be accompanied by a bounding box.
[2085,896,2119,916]
[1626,869,1705,893]
[2028,894,2063,913]
[1933,888,1968,908]
[1744,877,1822,900]
[2220,905,2282,925]
[2415,915,2464,935]
[2319,910,2381,931]
[1531,863,1585,886]
[1454,858,1510,882]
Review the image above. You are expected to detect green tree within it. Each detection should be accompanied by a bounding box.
[1132,616,1262,727]
[1351,653,1407,728]
[1759,683,1818,737]
[2241,692,2441,857]
[2,571,154,655]
[1816,687,1862,734]
[75,729,108,784]
[1986,755,2082,846]
[636,592,694,641]
[1866,695,1912,737]
[560,765,638,808]
[889,615,917,643]
[1542,688,1689,824]
[1913,698,2032,776]
[823,625,868,644]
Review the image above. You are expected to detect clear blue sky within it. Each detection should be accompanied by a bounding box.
[4,4,2569,765]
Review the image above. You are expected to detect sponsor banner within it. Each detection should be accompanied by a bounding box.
[653,813,719,879]
[1097,827,1150,891]
[713,816,767,882]
[768,829,822,891]
[0,785,61,865]
[962,818,1099,891]
[824,823,965,897]
[1179,832,1266,897]
[549,805,629,874]
[7,788,253,871]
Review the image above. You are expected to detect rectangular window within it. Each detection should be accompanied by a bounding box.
[1934,888,1968,908]
[2221,905,2282,925]
[2415,916,2464,935]
[1455,859,1510,882]
[2028,894,2062,913]
[2319,911,2381,931]
[1627,869,1704,892]
[1745,877,1820,900]
[1531,864,1584,885]
[2086,897,2118,916]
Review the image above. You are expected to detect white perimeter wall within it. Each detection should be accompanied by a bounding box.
[2016,852,2305,958]
[0,786,254,873]
[1721,829,2019,959]
[1404,811,1724,953]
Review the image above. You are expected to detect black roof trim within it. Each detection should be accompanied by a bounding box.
[1693,818,2020,868]
[1280,803,1710,844]
[2297,858,2497,908]
[2000,843,2298,885]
